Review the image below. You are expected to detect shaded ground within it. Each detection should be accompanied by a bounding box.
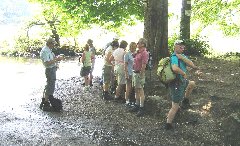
[0,57,239,146]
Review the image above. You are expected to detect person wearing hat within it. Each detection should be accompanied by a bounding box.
[165,40,200,130]
[39,37,64,111]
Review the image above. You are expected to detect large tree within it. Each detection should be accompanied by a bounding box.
[29,0,169,64]
[144,0,169,62]
[180,0,191,40]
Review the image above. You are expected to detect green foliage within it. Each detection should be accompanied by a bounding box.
[168,35,211,56]
[28,0,144,29]
[217,52,240,61]
[10,36,43,57]
[192,0,240,36]
[183,37,211,56]
[168,34,178,54]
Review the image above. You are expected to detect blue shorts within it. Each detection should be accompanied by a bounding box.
[169,79,189,103]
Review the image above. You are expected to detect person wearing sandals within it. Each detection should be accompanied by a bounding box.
[39,37,64,111]
[129,38,149,117]
[165,40,200,130]
[124,42,137,107]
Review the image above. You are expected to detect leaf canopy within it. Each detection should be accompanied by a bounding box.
[192,0,240,36]
[29,0,144,27]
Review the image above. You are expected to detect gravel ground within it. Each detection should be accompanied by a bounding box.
[0,56,239,146]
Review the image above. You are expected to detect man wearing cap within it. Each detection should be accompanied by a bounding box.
[165,40,200,130]
[39,38,64,111]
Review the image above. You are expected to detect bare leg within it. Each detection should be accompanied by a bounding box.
[139,88,145,107]
[185,81,196,99]
[115,84,122,98]
[167,102,180,123]
[84,76,89,86]
[125,81,132,102]
[135,88,140,106]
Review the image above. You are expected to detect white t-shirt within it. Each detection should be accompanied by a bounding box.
[112,48,125,66]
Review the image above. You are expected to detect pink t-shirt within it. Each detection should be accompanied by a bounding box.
[133,48,149,71]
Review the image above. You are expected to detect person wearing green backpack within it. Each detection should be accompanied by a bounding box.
[165,40,200,130]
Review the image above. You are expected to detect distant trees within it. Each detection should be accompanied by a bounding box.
[27,0,240,60]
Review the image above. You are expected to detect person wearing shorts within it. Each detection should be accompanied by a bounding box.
[124,42,137,106]
[110,40,128,101]
[87,39,96,86]
[80,44,93,90]
[130,38,149,117]
[102,40,119,100]
[165,40,200,130]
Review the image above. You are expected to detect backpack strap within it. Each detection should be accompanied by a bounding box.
[170,54,181,83]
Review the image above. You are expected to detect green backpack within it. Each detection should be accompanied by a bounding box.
[157,56,179,84]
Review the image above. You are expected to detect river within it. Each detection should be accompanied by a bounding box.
[0,56,103,107]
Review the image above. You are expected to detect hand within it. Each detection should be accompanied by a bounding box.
[56,55,64,61]
[176,54,184,60]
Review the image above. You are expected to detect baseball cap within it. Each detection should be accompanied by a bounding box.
[174,40,184,45]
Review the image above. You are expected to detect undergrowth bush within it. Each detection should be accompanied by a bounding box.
[169,36,211,56]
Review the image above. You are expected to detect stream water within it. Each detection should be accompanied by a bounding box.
[0,56,106,146]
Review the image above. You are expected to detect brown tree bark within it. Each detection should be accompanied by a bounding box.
[144,0,169,67]
[180,0,191,40]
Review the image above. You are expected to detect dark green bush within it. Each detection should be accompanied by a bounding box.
[183,37,211,56]
[168,36,211,56]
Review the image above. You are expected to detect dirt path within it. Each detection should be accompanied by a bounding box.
[0,57,239,146]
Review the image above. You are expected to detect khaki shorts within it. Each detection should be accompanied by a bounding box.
[133,72,145,88]
[115,65,126,85]
[103,65,112,84]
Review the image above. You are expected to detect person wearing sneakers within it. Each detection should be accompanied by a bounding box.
[39,37,64,111]
[102,40,119,100]
[110,40,128,102]
[80,44,94,91]
[129,38,149,117]
[124,42,137,107]
[87,39,96,86]
[165,40,200,130]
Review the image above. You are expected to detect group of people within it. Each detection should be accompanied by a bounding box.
[102,38,149,117]
[39,36,200,130]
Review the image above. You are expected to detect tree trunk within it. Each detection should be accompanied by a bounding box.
[180,0,191,40]
[144,0,169,67]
